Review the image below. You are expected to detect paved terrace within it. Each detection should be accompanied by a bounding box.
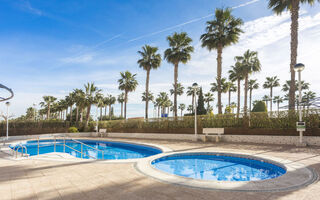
[1,139,320,200]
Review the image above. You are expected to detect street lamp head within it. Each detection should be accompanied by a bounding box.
[5,102,10,106]
[294,63,305,72]
[192,82,198,89]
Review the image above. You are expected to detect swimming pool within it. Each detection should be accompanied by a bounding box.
[10,139,162,160]
[152,153,286,181]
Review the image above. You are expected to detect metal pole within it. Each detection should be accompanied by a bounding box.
[298,71,303,144]
[194,94,197,140]
[37,137,39,155]
[6,103,9,140]
[81,143,83,158]
[54,136,56,152]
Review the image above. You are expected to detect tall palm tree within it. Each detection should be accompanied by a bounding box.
[228,60,245,118]
[117,93,125,118]
[84,82,102,126]
[178,103,186,116]
[186,86,199,111]
[248,79,259,112]
[118,71,138,119]
[164,32,194,117]
[268,0,319,110]
[273,96,284,113]
[204,92,214,113]
[137,45,161,119]
[263,76,280,112]
[236,50,261,115]
[200,8,243,114]
[225,81,237,107]
[40,96,57,120]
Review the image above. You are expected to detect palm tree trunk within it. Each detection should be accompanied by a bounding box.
[217,45,223,114]
[85,106,91,126]
[70,105,72,123]
[47,103,50,120]
[228,90,231,107]
[191,94,194,111]
[121,103,123,118]
[109,105,112,120]
[100,107,102,121]
[270,87,273,112]
[289,0,299,111]
[124,91,128,119]
[76,107,79,123]
[158,106,160,118]
[244,75,248,116]
[181,109,182,117]
[249,89,252,113]
[237,79,241,118]
[80,108,83,122]
[145,69,150,119]
[173,63,179,117]
[104,106,107,117]
[65,109,68,121]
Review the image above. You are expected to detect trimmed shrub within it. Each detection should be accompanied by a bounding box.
[68,127,79,133]
[252,101,267,112]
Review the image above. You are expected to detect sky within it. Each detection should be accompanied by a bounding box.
[0,0,320,119]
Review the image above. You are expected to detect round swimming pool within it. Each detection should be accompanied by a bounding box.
[10,139,162,160]
[152,153,286,181]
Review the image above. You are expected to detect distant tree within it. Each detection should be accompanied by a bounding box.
[252,101,267,113]
[178,103,186,116]
[273,96,284,113]
[187,105,193,114]
[263,76,280,112]
[248,79,259,112]
[170,83,184,96]
[229,60,245,118]
[302,91,316,110]
[187,85,200,110]
[197,87,207,115]
[40,96,57,119]
[262,95,270,110]
[117,93,125,118]
[204,92,214,112]
[118,71,138,119]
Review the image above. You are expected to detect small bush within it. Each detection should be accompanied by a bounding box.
[68,127,79,133]
[252,101,267,112]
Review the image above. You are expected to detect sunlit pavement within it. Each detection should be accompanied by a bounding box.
[1,138,320,200]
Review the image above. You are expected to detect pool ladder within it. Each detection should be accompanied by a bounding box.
[14,144,28,158]
[37,136,105,160]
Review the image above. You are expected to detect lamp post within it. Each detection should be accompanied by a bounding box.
[294,63,305,146]
[5,102,10,140]
[192,83,198,141]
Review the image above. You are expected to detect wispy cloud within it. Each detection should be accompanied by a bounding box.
[17,0,43,16]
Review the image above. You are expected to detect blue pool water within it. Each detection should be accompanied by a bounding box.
[10,139,162,160]
[152,153,286,181]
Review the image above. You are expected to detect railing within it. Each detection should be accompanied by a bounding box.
[36,135,105,160]
[13,143,28,158]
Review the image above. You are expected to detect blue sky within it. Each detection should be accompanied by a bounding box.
[1,0,320,118]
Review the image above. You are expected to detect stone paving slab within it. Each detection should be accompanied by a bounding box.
[0,138,320,200]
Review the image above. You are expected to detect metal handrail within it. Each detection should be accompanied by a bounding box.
[15,144,28,158]
[36,136,105,160]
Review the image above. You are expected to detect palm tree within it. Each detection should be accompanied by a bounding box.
[142,91,154,115]
[178,103,186,116]
[40,96,57,119]
[65,92,76,123]
[200,8,243,114]
[268,0,319,110]
[97,96,105,120]
[263,76,280,112]
[228,60,245,118]
[187,105,193,114]
[84,82,102,126]
[105,94,116,120]
[302,91,316,110]
[204,92,214,112]
[236,50,261,115]
[210,78,228,105]
[157,92,170,116]
[248,79,259,112]
[164,32,194,117]
[170,83,184,97]
[186,86,199,111]
[262,95,270,110]
[137,45,161,119]
[117,93,125,118]
[118,71,138,119]
[273,96,284,113]
[225,81,237,107]
[282,80,309,92]
[73,89,85,123]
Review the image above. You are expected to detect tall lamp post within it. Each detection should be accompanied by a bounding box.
[192,83,198,141]
[294,63,306,146]
[5,102,10,140]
